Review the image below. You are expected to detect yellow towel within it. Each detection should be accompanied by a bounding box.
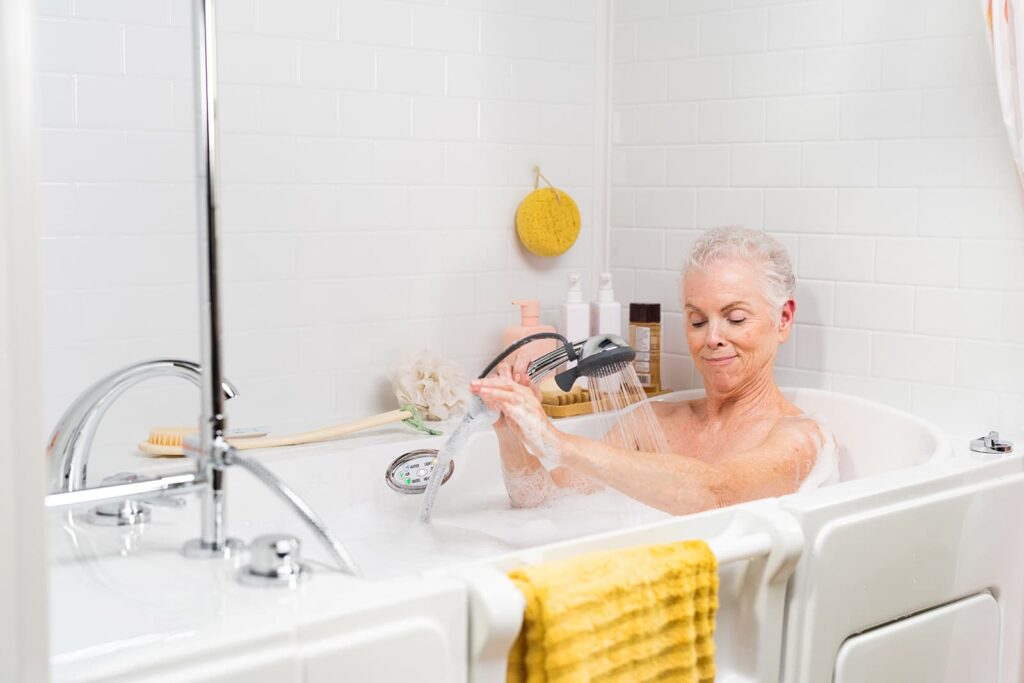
[506,540,718,683]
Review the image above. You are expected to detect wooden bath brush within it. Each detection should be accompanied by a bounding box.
[138,404,440,457]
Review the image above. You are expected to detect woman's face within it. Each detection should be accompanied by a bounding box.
[683,258,794,395]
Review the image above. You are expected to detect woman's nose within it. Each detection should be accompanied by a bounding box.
[706,320,726,347]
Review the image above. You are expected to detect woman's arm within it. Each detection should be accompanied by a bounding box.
[475,378,820,515]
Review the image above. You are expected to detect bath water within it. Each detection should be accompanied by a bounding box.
[418,396,491,523]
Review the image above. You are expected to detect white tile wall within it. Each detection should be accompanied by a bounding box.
[36,0,599,451]
[613,0,1024,433]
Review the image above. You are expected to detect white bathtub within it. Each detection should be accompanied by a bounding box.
[48,388,1024,682]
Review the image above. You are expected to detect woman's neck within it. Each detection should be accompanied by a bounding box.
[702,369,785,424]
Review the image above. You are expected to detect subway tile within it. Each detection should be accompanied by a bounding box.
[882,36,991,90]
[445,142,508,186]
[797,235,874,282]
[511,60,593,105]
[409,186,479,230]
[371,141,445,185]
[76,77,174,131]
[377,48,444,95]
[802,44,881,94]
[872,332,956,385]
[37,18,123,75]
[959,241,1024,291]
[636,14,700,61]
[764,189,837,233]
[961,137,1020,190]
[768,1,841,50]
[223,133,299,183]
[412,5,479,53]
[834,282,914,332]
[700,9,767,56]
[875,238,959,287]
[411,97,477,141]
[664,230,702,270]
[217,32,297,85]
[732,51,802,97]
[257,0,338,40]
[613,62,668,104]
[633,188,697,229]
[730,144,801,187]
[38,0,72,16]
[667,58,732,101]
[221,233,297,282]
[610,228,666,268]
[297,42,374,90]
[123,25,190,79]
[955,340,1024,393]
[39,129,124,182]
[697,188,763,229]
[442,229,507,272]
[918,189,1017,239]
[619,103,698,145]
[794,279,834,326]
[613,147,666,187]
[615,0,668,21]
[837,190,917,236]
[338,0,412,47]
[766,96,840,141]
[921,87,1003,138]
[914,288,1003,340]
[213,0,257,32]
[610,189,635,227]
[479,101,591,145]
[338,91,409,139]
[75,0,170,24]
[669,0,732,14]
[480,13,593,63]
[840,92,923,140]
[801,142,878,188]
[699,100,765,143]
[667,145,730,187]
[773,367,832,390]
[37,75,75,127]
[1002,294,1024,343]
[338,186,409,229]
[795,325,871,374]
[217,84,261,133]
[41,235,195,290]
[614,23,637,64]
[260,85,337,136]
[295,137,371,184]
[636,270,684,313]
[445,54,512,99]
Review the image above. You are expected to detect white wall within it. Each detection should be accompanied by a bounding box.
[35,0,602,457]
[611,0,1024,433]
[0,0,50,677]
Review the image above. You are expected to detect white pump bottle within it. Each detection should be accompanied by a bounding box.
[590,272,622,337]
[560,273,591,343]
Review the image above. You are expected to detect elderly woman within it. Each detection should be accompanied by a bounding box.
[469,226,837,515]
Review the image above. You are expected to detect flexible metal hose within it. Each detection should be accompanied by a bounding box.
[227,450,360,577]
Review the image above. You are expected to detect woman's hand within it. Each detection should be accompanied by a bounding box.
[472,353,541,429]
[469,369,564,467]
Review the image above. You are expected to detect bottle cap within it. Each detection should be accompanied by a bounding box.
[512,300,541,326]
[566,273,583,303]
[597,272,615,303]
[629,303,661,324]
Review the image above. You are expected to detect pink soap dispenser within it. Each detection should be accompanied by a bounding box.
[502,299,557,366]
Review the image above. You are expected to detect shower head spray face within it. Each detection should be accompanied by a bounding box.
[554,334,636,391]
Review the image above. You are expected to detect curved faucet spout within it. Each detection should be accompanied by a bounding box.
[47,359,238,493]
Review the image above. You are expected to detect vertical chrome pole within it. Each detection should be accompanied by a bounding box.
[184,0,241,558]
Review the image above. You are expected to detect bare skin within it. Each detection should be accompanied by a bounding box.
[470,258,822,515]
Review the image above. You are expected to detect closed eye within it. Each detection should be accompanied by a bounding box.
[690,320,707,328]
[728,317,747,325]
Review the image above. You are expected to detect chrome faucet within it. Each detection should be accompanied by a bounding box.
[47,359,238,493]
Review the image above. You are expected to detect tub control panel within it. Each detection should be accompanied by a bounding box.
[386,449,454,494]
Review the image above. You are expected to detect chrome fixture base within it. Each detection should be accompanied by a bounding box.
[970,431,1014,455]
[238,534,311,587]
[182,537,244,559]
[88,500,151,527]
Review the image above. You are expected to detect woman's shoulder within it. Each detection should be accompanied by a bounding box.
[767,412,825,462]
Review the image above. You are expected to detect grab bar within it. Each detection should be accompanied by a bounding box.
[709,531,773,566]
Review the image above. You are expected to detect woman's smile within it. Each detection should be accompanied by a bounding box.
[703,355,737,366]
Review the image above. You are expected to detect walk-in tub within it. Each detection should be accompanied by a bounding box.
[48,388,1024,682]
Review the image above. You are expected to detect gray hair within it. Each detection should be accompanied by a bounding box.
[685,226,796,311]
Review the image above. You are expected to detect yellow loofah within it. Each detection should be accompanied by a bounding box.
[515,187,581,257]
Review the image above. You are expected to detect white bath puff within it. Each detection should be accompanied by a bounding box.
[389,350,470,421]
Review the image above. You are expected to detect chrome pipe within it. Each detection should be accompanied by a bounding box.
[191,0,235,554]
[44,471,204,512]
[527,341,585,383]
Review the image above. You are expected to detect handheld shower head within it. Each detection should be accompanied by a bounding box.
[549,334,635,391]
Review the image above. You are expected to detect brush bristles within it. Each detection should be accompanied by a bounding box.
[146,427,196,447]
